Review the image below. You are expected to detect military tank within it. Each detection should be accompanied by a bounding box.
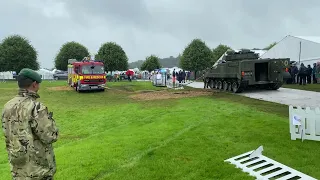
[204,49,290,93]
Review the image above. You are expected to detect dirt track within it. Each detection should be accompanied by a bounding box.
[129,90,212,101]
[47,86,73,91]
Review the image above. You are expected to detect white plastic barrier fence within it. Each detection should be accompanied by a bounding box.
[225,146,317,180]
[152,73,167,87]
[0,71,14,82]
[289,105,320,142]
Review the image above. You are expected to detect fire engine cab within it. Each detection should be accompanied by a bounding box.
[67,57,106,92]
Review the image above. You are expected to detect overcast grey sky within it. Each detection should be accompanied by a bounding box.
[1,0,319,69]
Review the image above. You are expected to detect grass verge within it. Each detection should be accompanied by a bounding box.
[283,83,320,92]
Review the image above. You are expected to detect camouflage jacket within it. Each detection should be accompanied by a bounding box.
[1,89,59,179]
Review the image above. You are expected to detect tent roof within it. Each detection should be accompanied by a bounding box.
[260,35,320,64]
[37,69,54,74]
[293,36,320,44]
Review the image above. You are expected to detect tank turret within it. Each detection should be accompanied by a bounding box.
[223,49,259,61]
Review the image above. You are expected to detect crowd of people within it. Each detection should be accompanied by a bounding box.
[171,69,191,84]
[287,62,319,85]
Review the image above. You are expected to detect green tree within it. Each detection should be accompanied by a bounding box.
[263,42,277,50]
[0,34,39,73]
[179,54,190,70]
[180,38,213,79]
[96,42,128,72]
[54,41,90,71]
[94,53,100,60]
[140,55,161,72]
[212,44,232,65]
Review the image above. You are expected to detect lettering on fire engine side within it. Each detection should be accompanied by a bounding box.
[83,75,104,79]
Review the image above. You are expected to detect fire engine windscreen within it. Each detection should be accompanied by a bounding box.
[82,65,105,74]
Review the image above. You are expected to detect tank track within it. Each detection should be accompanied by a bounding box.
[205,78,244,93]
[204,78,282,93]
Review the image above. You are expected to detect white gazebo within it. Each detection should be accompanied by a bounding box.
[0,71,14,80]
[36,68,54,80]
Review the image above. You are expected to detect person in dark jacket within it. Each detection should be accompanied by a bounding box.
[298,63,307,85]
[313,63,317,84]
[172,69,176,80]
[203,72,208,89]
[291,64,298,84]
[307,64,313,84]
[182,70,186,83]
[286,66,292,84]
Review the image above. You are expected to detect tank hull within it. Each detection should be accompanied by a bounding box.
[204,50,290,93]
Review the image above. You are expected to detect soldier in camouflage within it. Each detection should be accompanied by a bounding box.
[202,68,209,89]
[1,68,59,180]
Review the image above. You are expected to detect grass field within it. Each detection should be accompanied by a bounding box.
[0,80,319,180]
[283,83,320,92]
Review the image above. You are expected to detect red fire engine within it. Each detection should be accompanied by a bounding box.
[67,57,106,92]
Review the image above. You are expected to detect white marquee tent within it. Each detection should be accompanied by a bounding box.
[139,70,149,79]
[260,35,320,66]
[0,71,14,80]
[52,69,61,74]
[36,68,54,80]
[0,69,57,81]
[133,68,140,73]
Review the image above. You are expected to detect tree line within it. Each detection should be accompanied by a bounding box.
[0,34,129,73]
[128,56,180,69]
[0,34,276,74]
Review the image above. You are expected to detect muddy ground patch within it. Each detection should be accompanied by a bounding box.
[129,90,213,101]
[47,86,74,91]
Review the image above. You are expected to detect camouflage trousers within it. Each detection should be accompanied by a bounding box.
[12,170,54,180]
[10,163,55,180]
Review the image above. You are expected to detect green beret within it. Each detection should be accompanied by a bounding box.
[18,68,42,83]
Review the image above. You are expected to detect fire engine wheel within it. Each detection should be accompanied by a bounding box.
[76,83,81,92]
